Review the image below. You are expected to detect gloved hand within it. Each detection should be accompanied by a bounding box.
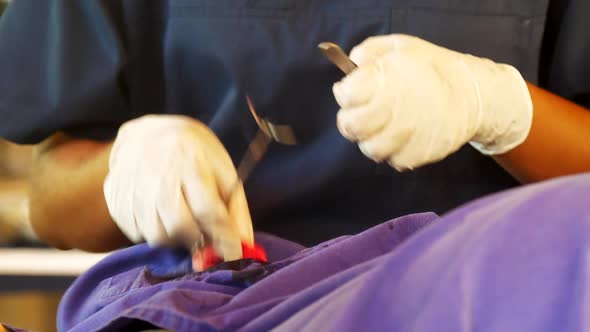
[104,115,253,262]
[333,34,533,171]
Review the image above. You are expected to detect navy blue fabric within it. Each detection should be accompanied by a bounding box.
[1,0,587,245]
[539,0,590,108]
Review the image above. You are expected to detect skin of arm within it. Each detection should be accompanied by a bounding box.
[0,139,32,178]
[0,140,34,241]
[28,133,130,252]
[494,83,590,183]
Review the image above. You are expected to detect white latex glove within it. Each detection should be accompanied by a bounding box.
[104,115,254,262]
[333,34,533,171]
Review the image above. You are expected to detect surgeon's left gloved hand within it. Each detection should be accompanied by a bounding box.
[103,115,254,267]
[333,34,533,171]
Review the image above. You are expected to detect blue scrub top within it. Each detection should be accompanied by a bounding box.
[0,0,588,245]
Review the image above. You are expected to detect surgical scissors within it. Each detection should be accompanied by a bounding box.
[236,96,297,183]
[191,42,352,256]
[236,42,353,190]
[237,41,354,182]
[191,96,296,256]
[318,42,358,75]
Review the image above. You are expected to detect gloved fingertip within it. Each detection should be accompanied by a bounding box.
[210,231,243,262]
[333,68,379,109]
[332,82,345,104]
[191,251,204,272]
[226,188,255,246]
[335,111,358,142]
[192,245,222,272]
[358,142,385,163]
[388,158,410,173]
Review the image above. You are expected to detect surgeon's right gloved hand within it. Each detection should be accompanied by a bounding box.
[333,34,533,171]
[103,115,254,266]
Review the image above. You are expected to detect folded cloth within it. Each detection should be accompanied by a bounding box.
[57,173,590,332]
[58,213,435,331]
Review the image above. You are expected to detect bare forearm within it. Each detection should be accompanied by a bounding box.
[0,139,32,177]
[29,133,129,252]
[495,83,590,183]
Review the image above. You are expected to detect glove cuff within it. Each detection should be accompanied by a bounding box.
[464,56,533,155]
